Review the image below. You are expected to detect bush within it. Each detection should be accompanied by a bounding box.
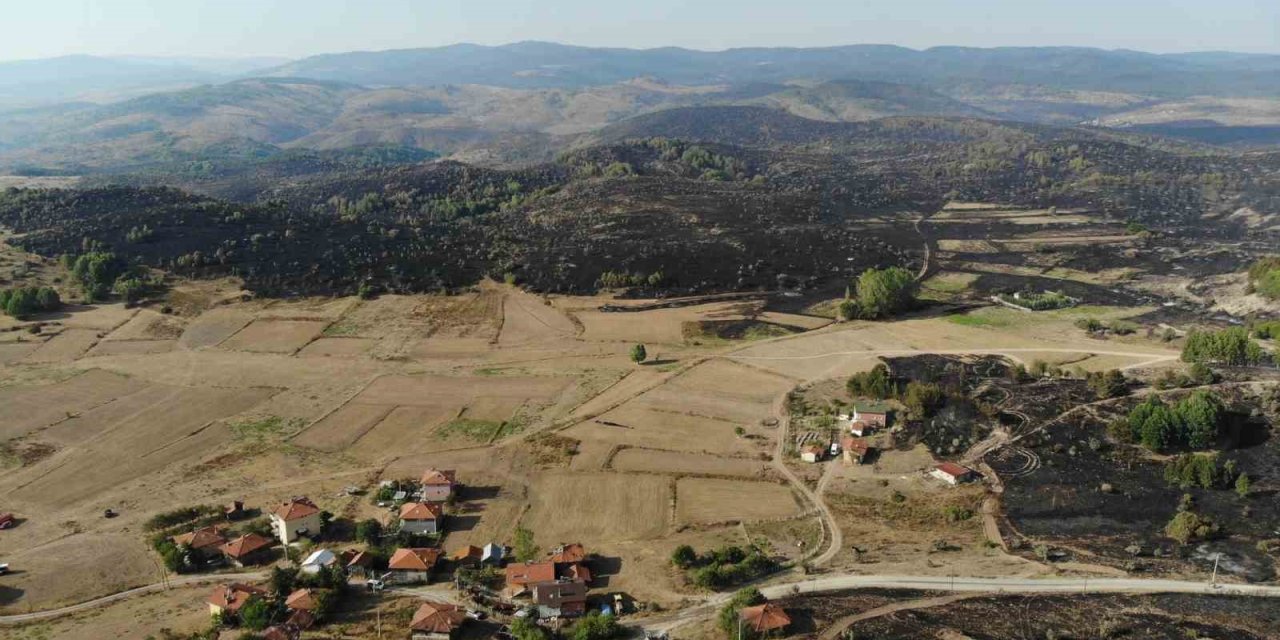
[671,545,697,568]
[144,505,223,532]
[0,286,62,318]
[717,588,765,636]
[1163,453,1236,490]
[846,364,897,399]
[1165,511,1219,545]
[571,611,620,640]
[1181,327,1268,366]
[851,266,918,319]
[902,381,945,419]
[1112,391,1227,452]
[630,344,647,364]
[1086,369,1128,399]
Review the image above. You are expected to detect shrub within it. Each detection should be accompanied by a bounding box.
[1181,327,1268,366]
[852,266,918,319]
[1165,511,1219,545]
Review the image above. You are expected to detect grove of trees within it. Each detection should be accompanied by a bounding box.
[0,285,61,318]
[840,267,918,320]
[1181,327,1269,366]
[1109,390,1227,451]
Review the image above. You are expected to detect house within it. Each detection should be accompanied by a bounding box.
[451,545,484,566]
[224,500,246,520]
[207,583,267,617]
[345,550,375,578]
[532,580,588,618]
[410,600,467,640]
[481,542,507,565]
[387,547,441,584]
[504,561,556,596]
[851,407,889,427]
[931,462,977,485]
[270,497,322,543]
[419,469,458,502]
[172,525,227,559]
[399,502,444,534]
[800,444,825,463]
[841,437,871,465]
[739,603,791,634]
[300,548,338,574]
[285,588,317,612]
[220,533,274,567]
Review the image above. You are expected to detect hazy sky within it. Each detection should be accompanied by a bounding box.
[3,0,1277,61]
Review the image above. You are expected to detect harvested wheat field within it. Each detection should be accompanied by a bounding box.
[676,477,802,525]
[610,448,768,477]
[85,339,176,357]
[524,471,671,543]
[499,288,579,346]
[102,308,187,341]
[177,307,254,348]
[0,340,40,364]
[218,319,327,353]
[0,368,147,440]
[347,404,460,458]
[21,329,100,363]
[296,336,377,357]
[292,401,399,451]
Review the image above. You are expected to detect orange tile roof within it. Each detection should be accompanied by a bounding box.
[271,497,320,521]
[550,543,586,564]
[388,547,441,571]
[220,533,273,559]
[740,603,791,632]
[411,601,466,634]
[565,563,592,583]
[420,469,457,486]
[452,545,484,561]
[505,561,556,586]
[841,437,870,453]
[207,583,266,613]
[173,525,227,550]
[285,588,317,611]
[399,501,443,521]
[935,462,973,477]
[346,550,374,568]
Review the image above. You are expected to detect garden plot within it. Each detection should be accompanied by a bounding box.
[218,319,328,354]
[347,405,459,458]
[575,301,758,344]
[296,337,377,357]
[102,309,187,341]
[22,329,100,363]
[610,448,767,477]
[291,402,398,452]
[85,339,176,357]
[461,396,526,422]
[498,288,579,346]
[55,303,137,331]
[0,369,147,440]
[565,402,762,455]
[524,472,671,543]
[676,478,801,525]
[178,308,254,348]
[5,384,274,507]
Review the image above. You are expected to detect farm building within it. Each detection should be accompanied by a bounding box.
[532,580,588,618]
[931,462,977,485]
[419,469,458,502]
[300,548,338,574]
[840,407,889,435]
[482,542,507,564]
[207,583,267,617]
[841,437,871,465]
[800,444,825,463]
[399,501,444,534]
[270,497,322,543]
[410,600,467,640]
[504,561,556,596]
[219,533,274,567]
[550,542,586,565]
[451,545,484,566]
[387,547,441,583]
[739,603,791,634]
[345,550,375,577]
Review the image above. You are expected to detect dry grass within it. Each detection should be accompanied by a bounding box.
[611,448,767,477]
[218,319,327,353]
[676,477,801,525]
[524,471,671,543]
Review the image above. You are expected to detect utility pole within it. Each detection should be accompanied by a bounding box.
[1211,553,1220,588]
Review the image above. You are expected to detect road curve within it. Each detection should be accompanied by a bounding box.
[0,571,268,625]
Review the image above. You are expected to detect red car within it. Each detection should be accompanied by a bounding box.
[0,513,15,529]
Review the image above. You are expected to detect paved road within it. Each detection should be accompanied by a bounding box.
[0,571,268,625]
[636,573,1280,633]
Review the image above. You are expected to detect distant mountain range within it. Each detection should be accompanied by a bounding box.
[258,41,1280,96]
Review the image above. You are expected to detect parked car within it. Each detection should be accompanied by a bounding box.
[365,579,386,592]
[0,563,10,575]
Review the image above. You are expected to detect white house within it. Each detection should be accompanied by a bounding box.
[419,469,458,502]
[300,548,337,574]
[800,445,825,463]
[399,502,443,534]
[931,462,977,485]
[481,542,506,565]
[270,497,323,543]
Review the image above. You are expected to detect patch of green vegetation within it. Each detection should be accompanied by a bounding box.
[921,272,977,294]
[322,321,360,336]
[438,418,504,442]
[229,415,302,449]
[946,310,1013,328]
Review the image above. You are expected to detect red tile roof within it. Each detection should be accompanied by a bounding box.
[220,533,273,559]
[452,545,484,561]
[841,437,870,454]
[285,588,317,611]
[421,469,457,486]
[505,561,556,586]
[399,501,443,521]
[935,462,974,478]
[346,550,374,568]
[271,497,320,521]
[207,583,266,613]
[565,563,592,583]
[740,603,791,632]
[550,543,586,564]
[411,601,466,634]
[173,525,227,550]
[388,547,441,571]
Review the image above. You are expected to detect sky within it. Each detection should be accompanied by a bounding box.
[2,0,1277,62]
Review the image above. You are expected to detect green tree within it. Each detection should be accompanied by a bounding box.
[630,344,647,364]
[853,266,918,319]
[70,252,126,302]
[269,566,296,601]
[514,525,539,562]
[237,597,271,630]
[902,381,945,419]
[510,618,551,640]
[671,544,697,568]
[1086,369,1128,399]
[1178,390,1224,449]
[846,364,896,399]
[355,518,382,544]
[1236,473,1251,498]
[1165,511,1219,545]
[571,611,620,640]
[717,588,766,637]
